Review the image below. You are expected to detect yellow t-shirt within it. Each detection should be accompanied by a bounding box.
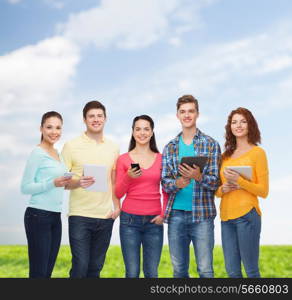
[216,146,269,221]
[62,133,119,218]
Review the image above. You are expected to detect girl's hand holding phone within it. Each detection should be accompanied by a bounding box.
[127,163,142,178]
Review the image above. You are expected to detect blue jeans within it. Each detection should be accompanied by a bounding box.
[221,208,261,278]
[24,207,62,278]
[119,211,163,278]
[68,215,114,278]
[168,209,214,278]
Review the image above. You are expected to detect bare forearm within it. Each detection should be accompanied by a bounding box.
[112,195,120,209]
[111,170,120,209]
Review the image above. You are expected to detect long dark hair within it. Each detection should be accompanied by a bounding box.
[128,115,159,153]
[223,107,261,159]
[40,111,63,141]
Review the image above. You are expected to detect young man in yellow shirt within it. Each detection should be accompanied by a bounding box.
[62,100,120,278]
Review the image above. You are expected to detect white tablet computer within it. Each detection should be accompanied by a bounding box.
[83,164,108,192]
[225,166,252,180]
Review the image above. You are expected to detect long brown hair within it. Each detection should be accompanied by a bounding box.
[223,107,261,159]
[128,115,159,153]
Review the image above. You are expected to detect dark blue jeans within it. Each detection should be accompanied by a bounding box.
[221,208,261,278]
[24,207,62,278]
[119,211,163,278]
[68,215,114,278]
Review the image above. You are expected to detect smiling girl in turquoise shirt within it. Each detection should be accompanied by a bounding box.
[21,111,71,278]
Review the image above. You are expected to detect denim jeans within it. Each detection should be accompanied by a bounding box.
[24,207,62,278]
[168,209,214,278]
[119,211,163,278]
[221,208,261,278]
[68,215,114,278]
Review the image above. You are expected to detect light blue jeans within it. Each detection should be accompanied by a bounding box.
[221,208,261,278]
[119,211,163,278]
[168,209,215,278]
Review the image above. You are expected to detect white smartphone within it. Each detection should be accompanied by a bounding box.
[64,172,75,178]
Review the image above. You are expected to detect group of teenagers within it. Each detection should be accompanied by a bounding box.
[20,94,269,279]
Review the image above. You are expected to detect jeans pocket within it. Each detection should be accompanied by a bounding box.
[105,218,114,224]
[68,216,83,225]
[25,207,51,219]
[41,213,52,218]
[239,208,255,223]
[120,212,132,225]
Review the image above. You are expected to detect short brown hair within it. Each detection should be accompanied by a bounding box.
[176,95,199,112]
[83,100,106,119]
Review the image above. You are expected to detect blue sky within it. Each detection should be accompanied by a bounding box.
[0,0,291,245]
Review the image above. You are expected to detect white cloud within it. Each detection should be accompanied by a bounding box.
[0,35,81,216]
[0,36,80,116]
[257,56,292,74]
[119,20,292,113]
[58,0,212,50]
[176,33,292,91]
[0,134,32,156]
[168,37,182,47]
[267,76,292,109]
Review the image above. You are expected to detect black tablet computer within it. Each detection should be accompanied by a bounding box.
[180,156,208,173]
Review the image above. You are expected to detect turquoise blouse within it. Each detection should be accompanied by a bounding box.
[21,147,67,212]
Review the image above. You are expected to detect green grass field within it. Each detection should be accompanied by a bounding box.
[0,245,291,278]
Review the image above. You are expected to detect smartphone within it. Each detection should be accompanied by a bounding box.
[131,163,140,170]
[64,172,75,178]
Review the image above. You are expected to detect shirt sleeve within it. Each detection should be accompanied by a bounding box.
[114,155,132,199]
[215,185,223,198]
[237,149,269,198]
[21,150,55,195]
[112,145,120,171]
[161,145,180,194]
[200,141,221,191]
[160,189,169,218]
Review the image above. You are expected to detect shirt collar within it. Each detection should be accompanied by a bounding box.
[171,128,201,145]
[82,132,105,144]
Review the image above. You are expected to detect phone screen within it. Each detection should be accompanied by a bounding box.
[64,172,73,178]
[131,163,140,170]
